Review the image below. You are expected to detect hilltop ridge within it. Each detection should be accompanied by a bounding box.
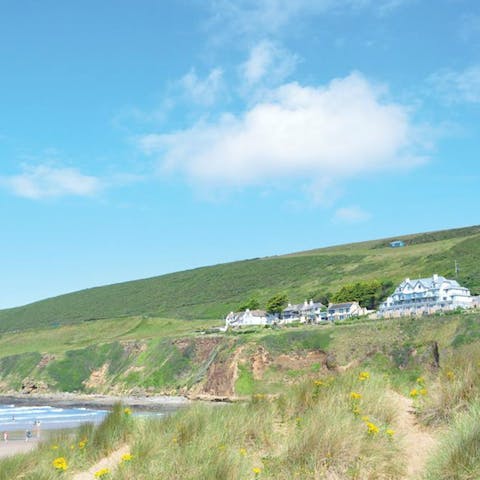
[0,224,479,332]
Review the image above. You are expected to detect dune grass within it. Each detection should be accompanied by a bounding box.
[417,343,480,426]
[0,404,134,480]
[0,369,408,479]
[112,369,405,480]
[423,402,480,480]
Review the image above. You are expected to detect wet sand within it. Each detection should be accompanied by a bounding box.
[0,392,189,412]
[0,439,38,459]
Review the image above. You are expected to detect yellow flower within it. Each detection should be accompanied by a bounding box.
[366,422,379,435]
[350,391,362,400]
[253,467,262,475]
[124,407,132,416]
[416,376,425,386]
[352,406,361,416]
[410,388,418,398]
[121,453,133,462]
[361,415,370,422]
[314,380,325,386]
[358,371,370,381]
[94,468,110,478]
[446,370,455,381]
[419,388,428,396]
[52,457,68,471]
[51,445,59,450]
[386,428,395,437]
[239,448,247,456]
[78,440,86,449]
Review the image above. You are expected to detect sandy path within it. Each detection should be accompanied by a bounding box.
[390,391,437,479]
[72,445,130,480]
[0,440,38,458]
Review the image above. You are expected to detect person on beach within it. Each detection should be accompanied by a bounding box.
[34,420,41,439]
[25,430,32,442]
[3,432,7,442]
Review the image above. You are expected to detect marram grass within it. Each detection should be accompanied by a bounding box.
[423,401,480,480]
[0,403,133,480]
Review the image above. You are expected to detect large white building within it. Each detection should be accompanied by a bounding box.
[225,309,274,328]
[379,274,472,317]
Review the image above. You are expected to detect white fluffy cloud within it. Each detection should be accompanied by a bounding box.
[1,165,102,199]
[241,41,298,86]
[207,0,410,37]
[138,73,425,191]
[428,65,480,104]
[180,68,224,105]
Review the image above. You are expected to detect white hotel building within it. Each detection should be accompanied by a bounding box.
[379,274,473,317]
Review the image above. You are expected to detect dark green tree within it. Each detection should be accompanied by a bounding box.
[331,280,394,309]
[266,293,288,315]
[238,297,261,311]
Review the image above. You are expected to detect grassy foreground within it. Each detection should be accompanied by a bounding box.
[4,342,480,479]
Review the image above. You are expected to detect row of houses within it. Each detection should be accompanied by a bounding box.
[225,274,479,328]
[225,299,368,328]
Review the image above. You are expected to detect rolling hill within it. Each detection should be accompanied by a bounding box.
[0,225,479,333]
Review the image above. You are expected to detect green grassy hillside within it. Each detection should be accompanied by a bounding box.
[0,225,479,333]
[0,309,479,398]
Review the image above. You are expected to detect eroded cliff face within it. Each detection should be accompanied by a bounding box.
[0,334,334,399]
[0,313,458,399]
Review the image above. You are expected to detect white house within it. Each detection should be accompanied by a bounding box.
[472,296,480,309]
[225,309,274,328]
[282,300,327,323]
[327,302,367,321]
[378,274,473,317]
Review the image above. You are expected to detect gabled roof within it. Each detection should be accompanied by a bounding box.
[399,275,462,291]
[283,303,302,312]
[328,302,356,309]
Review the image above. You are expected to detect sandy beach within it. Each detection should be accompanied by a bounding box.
[0,392,189,411]
[0,439,38,459]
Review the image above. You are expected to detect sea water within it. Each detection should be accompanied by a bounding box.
[0,404,108,432]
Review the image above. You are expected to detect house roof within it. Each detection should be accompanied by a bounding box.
[399,275,462,290]
[283,303,302,312]
[301,301,325,310]
[328,302,356,309]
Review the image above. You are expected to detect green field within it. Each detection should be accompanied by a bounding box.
[0,224,479,333]
[0,308,479,397]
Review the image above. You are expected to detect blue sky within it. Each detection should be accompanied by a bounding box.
[1,0,479,308]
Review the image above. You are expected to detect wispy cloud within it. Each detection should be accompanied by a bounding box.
[241,41,299,86]
[428,65,480,104]
[334,205,371,223]
[1,165,103,199]
[138,72,426,201]
[206,0,410,40]
[180,68,224,106]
